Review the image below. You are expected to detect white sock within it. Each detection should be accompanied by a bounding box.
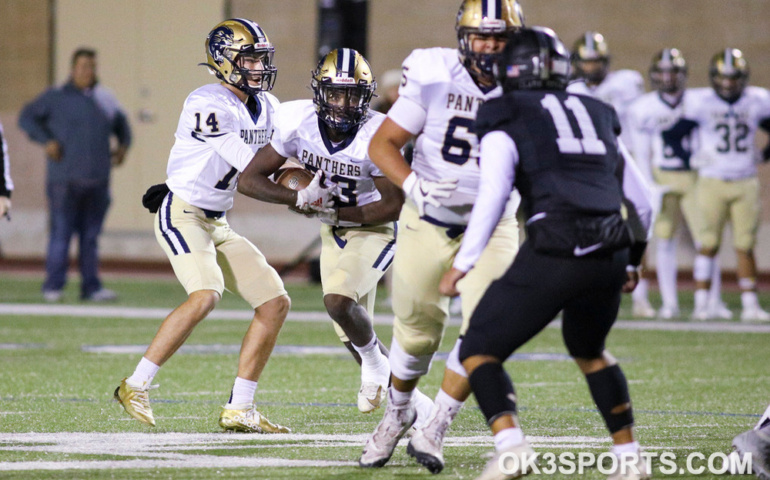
[435,388,464,416]
[389,386,414,406]
[756,403,770,429]
[229,377,258,406]
[612,440,640,456]
[632,278,649,302]
[656,239,679,309]
[494,427,524,451]
[127,357,160,386]
[708,259,724,307]
[354,335,389,383]
[694,289,709,311]
[741,291,759,310]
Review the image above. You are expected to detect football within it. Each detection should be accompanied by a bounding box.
[275,167,313,191]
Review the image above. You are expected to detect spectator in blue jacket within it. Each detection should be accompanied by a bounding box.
[19,47,131,302]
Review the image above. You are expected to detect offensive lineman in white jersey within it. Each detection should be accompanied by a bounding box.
[237,48,433,417]
[115,19,332,432]
[678,49,770,322]
[628,48,728,320]
[567,31,656,319]
[359,0,523,472]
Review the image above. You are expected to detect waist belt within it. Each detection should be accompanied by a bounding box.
[422,215,466,239]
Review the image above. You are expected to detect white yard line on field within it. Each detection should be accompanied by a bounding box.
[1,303,769,333]
[0,432,615,471]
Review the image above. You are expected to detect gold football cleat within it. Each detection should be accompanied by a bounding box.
[114,378,158,426]
[219,404,291,434]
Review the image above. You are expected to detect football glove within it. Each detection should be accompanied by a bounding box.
[402,171,458,217]
[296,170,335,214]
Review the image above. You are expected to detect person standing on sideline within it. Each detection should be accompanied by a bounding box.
[679,49,770,322]
[114,19,331,432]
[628,48,729,320]
[359,0,524,473]
[237,48,433,417]
[568,31,654,319]
[0,120,13,221]
[440,27,654,479]
[19,47,131,303]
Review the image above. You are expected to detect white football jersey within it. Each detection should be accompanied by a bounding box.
[0,120,12,195]
[628,91,695,175]
[165,83,279,212]
[389,47,519,226]
[681,86,770,180]
[568,69,644,147]
[270,100,386,227]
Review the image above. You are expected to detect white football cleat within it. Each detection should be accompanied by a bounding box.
[657,306,680,320]
[476,440,536,480]
[708,301,733,320]
[359,399,416,468]
[632,299,656,319]
[741,306,770,322]
[407,402,453,474]
[358,382,387,413]
[606,450,652,480]
[691,307,710,321]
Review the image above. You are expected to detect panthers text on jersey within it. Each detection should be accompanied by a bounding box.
[165,83,279,212]
[682,86,770,180]
[270,100,386,228]
[567,69,644,148]
[628,90,695,173]
[388,47,519,226]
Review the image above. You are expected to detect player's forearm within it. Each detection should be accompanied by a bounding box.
[338,194,403,225]
[237,173,297,206]
[369,140,411,188]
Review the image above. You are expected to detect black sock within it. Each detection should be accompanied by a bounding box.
[585,364,634,433]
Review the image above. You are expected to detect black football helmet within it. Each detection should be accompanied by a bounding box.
[709,48,749,102]
[571,31,610,85]
[495,26,571,92]
[649,48,687,95]
[456,0,525,80]
[200,19,277,95]
[311,48,376,133]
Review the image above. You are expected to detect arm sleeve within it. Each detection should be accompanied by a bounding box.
[387,96,427,136]
[18,92,55,144]
[202,131,256,172]
[453,131,518,272]
[0,122,12,197]
[619,139,654,241]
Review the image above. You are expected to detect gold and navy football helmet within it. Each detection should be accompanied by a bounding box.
[649,48,687,95]
[200,19,277,95]
[571,31,610,85]
[456,0,525,78]
[311,48,376,133]
[709,48,749,102]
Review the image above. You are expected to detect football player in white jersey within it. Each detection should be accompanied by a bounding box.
[115,19,332,432]
[237,48,434,417]
[628,48,728,320]
[679,49,770,322]
[358,0,523,472]
[567,31,655,319]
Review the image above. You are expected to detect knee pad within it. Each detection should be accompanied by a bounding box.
[445,338,468,378]
[585,364,634,434]
[389,339,433,381]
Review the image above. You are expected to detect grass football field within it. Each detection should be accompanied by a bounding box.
[0,274,767,479]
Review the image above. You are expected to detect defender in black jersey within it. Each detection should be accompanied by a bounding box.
[439,27,654,480]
